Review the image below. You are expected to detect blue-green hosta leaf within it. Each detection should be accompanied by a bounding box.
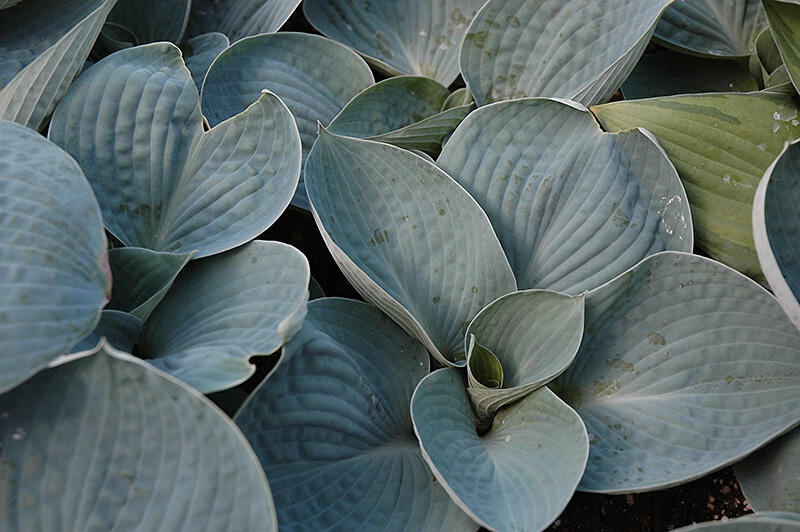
[187,0,301,41]
[182,32,229,90]
[554,251,800,493]
[763,0,800,96]
[460,0,672,106]
[443,87,474,110]
[304,0,485,86]
[736,427,800,512]
[202,32,373,210]
[140,241,310,393]
[464,290,585,421]
[752,140,800,330]
[755,26,784,75]
[0,0,23,9]
[0,0,117,130]
[49,43,301,258]
[438,98,692,294]
[328,75,475,156]
[0,341,277,531]
[593,92,800,281]
[71,309,142,354]
[411,369,588,532]
[621,50,759,99]
[673,513,800,531]
[235,298,475,532]
[0,120,109,394]
[305,129,516,366]
[107,0,191,44]
[107,247,194,322]
[653,0,762,58]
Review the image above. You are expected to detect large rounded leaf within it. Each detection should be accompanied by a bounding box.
[140,240,310,393]
[0,341,277,531]
[593,92,800,280]
[438,98,692,294]
[303,0,486,86]
[187,0,301,41]
[736,427,800,512]
[235,298,475,531]
[411,369,588,532]
[460,0,672,106]
[753,140,800,330]
[106,0,191,44]
[49,43,301,258]
[305,129,516,366]
[202,32,374,210]
[555,251,800,493]
[0,120,109,394]
[0,0,118,130]
[653,0,763,58]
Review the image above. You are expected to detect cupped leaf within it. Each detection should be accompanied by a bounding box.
[0,0,118,130]
[49,43,301,258]
[235,298,475,532]
[592,92,800,280]
[653,0,763,58]
[763,0,800,97]
[0,341,277,531]
[304,0,485,86]
[464,290,585,422]
[766,64,796,93]
[305,129,516,366]
[71,309,142,354]
[107,247,194,322]
[182,32,229,90]
[0,120,109,394]
[140,240,310,393]
[673,513,800,530]
[460,0,672,106]
[621,50,759,100]
[443,87,474,110]
[554,251,800,493]
[202,32,374,210]
[736,427,800,512]
[752,140,800,330]
[106,0,191,44]
[187,0,301,41]
[438,98,692,294]
[411,368,588,532]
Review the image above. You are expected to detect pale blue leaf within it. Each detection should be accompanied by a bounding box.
[72,309,142,353]
[181,32,229,90]
[736,427,800,512]
[187,0,301,41]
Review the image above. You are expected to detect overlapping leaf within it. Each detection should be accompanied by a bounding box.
[304,0,486,85]
[0,120,109,394]
[0,0,118,130]
[182,32,229,90]
[0,342,277,531]
[305,129,516,366]
[49,43,301,258]
[438,98,692,294]
[555,251,800,493]
[460,0,672,106]
[736,427,800,512]
[106,0,191,44]
[71,309,142,354]
[755,26,784,75]
[593,92,800,280]
[763,0,800,96]
[235,298,475,531]
[202,32,373,210]
[187,0,301,42]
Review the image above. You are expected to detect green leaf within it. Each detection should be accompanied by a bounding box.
[305,129,516,366]
[460,0,672,106]
[653,0,763,58]
[438,98,692,294]
[621,50,759,100]
[140,241,310,393]
[202,32,373,210]
[752,140,800,330]
[766,64,796,93]
[555,251,800,493]
[763,0,800,96]
[107,247,194,322]
[181,32,229,90]
[467,334,504,389]
[736,427,800,512]
[756,26,784,74]
[187,0,301,41]
[0,341,277,531]
[71,309,142,354]
[0,120,109,394]
[107,0,191,44]
[235,298,475,531]
[0,0,118,130]
[411,368,588,532]
[304,0,486,85]
[592,92,800,280]
[442,87,474,110]
[49,43,301,258]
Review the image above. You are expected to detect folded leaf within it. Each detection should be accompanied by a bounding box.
[187,0,301,41]
[71,309,142,354]
[763,0,800,97]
